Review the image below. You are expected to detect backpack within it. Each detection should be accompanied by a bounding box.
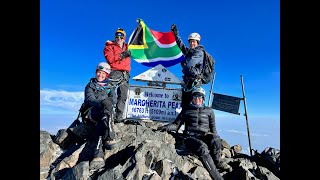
[79,103,93,123]
[201,50,215,84]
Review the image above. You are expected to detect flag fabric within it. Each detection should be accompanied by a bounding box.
[128,19,184,67]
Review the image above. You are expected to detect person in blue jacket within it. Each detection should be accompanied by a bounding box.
[171,24,205,109]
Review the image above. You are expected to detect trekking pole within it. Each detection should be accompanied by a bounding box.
[207,72,216,107]
[135,122,138,147]
[96,136,102,150]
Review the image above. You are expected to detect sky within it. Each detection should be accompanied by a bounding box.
[40,0,280,154]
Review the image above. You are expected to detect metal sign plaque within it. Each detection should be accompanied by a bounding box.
[211,93,241,115]
[124,85,182,122]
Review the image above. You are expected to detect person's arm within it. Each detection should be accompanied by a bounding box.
[175,35,189,55]
[103,43,122,64]
[171,24,189,55]
[158,111,184,132]
[84,85,103,108]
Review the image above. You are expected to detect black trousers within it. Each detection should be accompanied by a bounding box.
[183,133,222,164]
[111,79,129,120]
[183,134,223,180]
[93,97,115,141]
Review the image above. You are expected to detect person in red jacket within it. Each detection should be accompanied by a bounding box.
[103,28,131,123]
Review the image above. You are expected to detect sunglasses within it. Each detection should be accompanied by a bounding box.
[115,35,124,39]
[98,66,105,70]
[193,95,203,99]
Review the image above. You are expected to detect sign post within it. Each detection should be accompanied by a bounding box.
[240,75,252,156]
[207,72,216,107]
[211,75,253,156]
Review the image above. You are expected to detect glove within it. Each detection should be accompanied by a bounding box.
[100,98,110,108]
[157,126,168,132]
[120,50,131,60]
[195,74,202,80]
[171,24,178,36]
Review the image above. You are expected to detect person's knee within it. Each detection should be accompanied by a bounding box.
[184,138,210,157]
[197,143,211,157]
[211,137,222,150]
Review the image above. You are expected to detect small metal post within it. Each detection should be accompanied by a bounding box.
[207,72,216,107]
[240,75,253,156]
[135,122,138,147]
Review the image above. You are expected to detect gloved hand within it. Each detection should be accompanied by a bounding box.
[157,125,168,132]
[171,24,178,36]
[120,50,131,60]
[196,74,202,80]
[100,98,110,108]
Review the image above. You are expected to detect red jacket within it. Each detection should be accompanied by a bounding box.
[103,40,131,72]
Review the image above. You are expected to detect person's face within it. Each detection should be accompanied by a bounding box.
[115,34,125,46]
[95,70,107,82]
[188,39,198,49]
[192,95,204,105]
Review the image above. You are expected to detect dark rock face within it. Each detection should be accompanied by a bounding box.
[40,121,280,180]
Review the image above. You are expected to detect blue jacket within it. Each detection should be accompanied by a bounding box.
[175,35,204,78]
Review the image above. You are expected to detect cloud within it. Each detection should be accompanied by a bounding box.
[225,129,269,137]
[40,89,84,113]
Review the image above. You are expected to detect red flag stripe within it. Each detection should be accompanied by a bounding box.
[149,29,176,44]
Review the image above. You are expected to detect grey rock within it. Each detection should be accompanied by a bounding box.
[62,161,90,180]
[41,121,280,180]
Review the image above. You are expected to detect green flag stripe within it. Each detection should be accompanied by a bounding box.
[130,25,180,59]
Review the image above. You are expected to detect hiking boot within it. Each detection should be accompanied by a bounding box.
[104,139,119,150]
[89,157,105,171]
[217,161,233,172]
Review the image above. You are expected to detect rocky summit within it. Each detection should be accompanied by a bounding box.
[40,120,280,180]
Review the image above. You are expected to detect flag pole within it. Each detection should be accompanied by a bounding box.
[240,75,253,156]
[207,72,216,107]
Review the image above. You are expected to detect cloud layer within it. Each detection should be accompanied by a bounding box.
[40,89,84,114]
[225,129,269,137]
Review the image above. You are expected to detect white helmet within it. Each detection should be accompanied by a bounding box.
[188,32,201,41]
[96,62,111,74]
[192,87,206,99]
